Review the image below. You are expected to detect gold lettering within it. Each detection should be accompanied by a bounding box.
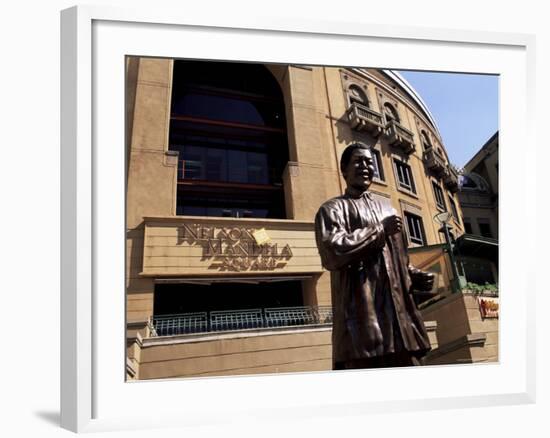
[204,240,222,257]
[242,228,256,241]
[181,223,198,240]
[235,242,250,256]
[200,226,214,239]
[228,228,241,241]
[251,242,262,257]
[216,228,231,241]
[177,224,294,271]
[281,244,293,259]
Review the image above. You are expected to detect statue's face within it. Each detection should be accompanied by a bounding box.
[343,148,375,191]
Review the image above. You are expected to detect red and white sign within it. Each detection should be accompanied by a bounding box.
[477,296,499,319]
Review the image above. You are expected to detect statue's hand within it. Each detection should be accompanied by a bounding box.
[381,214,403,236]
[410,267,435,292]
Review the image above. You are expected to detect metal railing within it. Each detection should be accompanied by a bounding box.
[210,308,264,331]
[265,306,316,327]
[152,312,208,337]
[150,305,333,337]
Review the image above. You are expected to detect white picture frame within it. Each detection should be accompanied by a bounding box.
[61,5,536,433]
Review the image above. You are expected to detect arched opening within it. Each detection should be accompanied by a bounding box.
[348,84,369,107]
[420,130,432,151]
[169,60,289,218]
[383,102,400,123]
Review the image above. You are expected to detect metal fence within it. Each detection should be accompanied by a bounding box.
[210,309,264,332]
[152,312,208,337]
[150,305,333,337]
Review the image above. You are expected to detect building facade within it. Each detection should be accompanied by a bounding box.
[125,58,470,380]
[459,132,499,240]
[418,132,500,366]
[455,132,499,286]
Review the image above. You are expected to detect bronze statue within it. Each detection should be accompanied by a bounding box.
[314,142,434,369]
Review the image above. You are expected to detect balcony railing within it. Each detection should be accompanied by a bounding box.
[211,308,264,331]
[346,102,384,136]
[150,305,333,337]
[151,312,208,336]
[443,165,460,192]
[423,148,447,175]
[385,120,415,154]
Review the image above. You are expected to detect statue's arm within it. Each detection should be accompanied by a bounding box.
[314,203,385,270]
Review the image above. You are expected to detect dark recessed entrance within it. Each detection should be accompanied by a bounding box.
[154,279,304,315]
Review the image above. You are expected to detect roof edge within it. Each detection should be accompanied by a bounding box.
[382,69,442,138]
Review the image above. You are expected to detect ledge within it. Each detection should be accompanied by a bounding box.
[142,215,315,227]
[126,358,138,378]
[425,333,487,361]
[396,187,419,199]
[127,332,143,347]
[142,325,332,347]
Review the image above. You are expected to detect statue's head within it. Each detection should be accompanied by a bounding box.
[340,142,376,191]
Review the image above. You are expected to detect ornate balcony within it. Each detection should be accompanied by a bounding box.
[346,102,384,136]
[385,120,415,154]
[423,148,447,175]
[443,165,460,193]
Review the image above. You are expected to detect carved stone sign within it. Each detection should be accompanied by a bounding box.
[177,223,293,272]
[141,218,322,276]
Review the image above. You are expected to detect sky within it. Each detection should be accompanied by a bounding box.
[396,70,499,168]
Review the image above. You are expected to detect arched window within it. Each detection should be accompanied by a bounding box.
[420,130,432,150]
[459,172,489,192]
[348,84,369,107]
[169,60,289,219]
[383,102,400,123]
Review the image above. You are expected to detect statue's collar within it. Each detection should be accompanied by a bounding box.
[344,186,372,200]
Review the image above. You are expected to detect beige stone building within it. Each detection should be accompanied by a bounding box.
[125,57,497,380]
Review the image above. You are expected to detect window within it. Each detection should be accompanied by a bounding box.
[420,130,432,150]
[348,84,369,107]
[432,182,446,210]
[448,195,459,221]
[371,149,384,181]
[478,220,493,238]
[169,60,289,219]
[404,212,425,245]
[463,219,473,234]
[383,103,399,123]
[394,159,416,193]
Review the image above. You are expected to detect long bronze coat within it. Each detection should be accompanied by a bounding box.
[314,188,431,367]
